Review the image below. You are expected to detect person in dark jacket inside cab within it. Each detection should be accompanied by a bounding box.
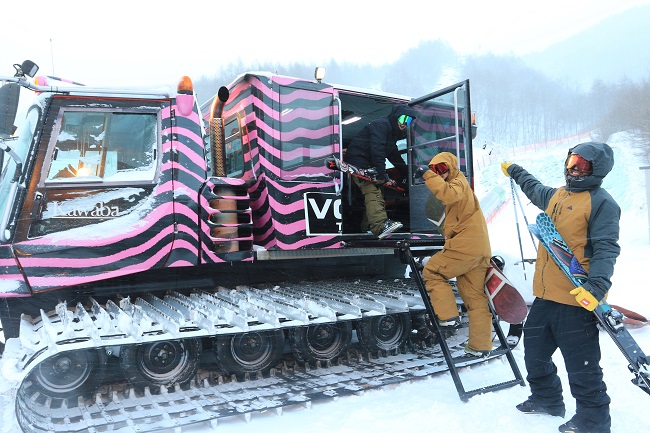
[344,104,417,239]
[502,142,621,433]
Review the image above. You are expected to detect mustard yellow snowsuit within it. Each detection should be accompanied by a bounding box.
[421,152,493,351]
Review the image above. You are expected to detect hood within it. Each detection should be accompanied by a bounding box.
[565,141,614,192]
[388,103,418,123]
[429,152,460,180]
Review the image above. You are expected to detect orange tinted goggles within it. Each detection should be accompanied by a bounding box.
[565,154,592,175]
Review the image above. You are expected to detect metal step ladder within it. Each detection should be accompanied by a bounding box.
[398,241,526,401]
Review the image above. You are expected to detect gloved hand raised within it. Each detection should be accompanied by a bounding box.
[430,163,448,175]
[414,165,430,178]
[501,162,513,177]
[569,287,599,311]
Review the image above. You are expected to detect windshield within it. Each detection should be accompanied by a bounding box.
[0,106,39,241]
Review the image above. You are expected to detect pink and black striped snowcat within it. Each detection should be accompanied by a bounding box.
[0,60,520,433]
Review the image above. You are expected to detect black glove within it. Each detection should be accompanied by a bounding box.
[375,174,390,185]
[361,167,377,180]
[414,165,430,178]
[384,176,398,188]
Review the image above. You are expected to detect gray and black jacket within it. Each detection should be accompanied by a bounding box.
[506,141,621,305]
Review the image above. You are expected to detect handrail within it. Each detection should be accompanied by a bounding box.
[0,139,23,172]
[453,86,461,170]
[0,75,172,98]
[333,95,343,195]
[0,181,18,242]
[409,136,459,149]
[0,139,24,242]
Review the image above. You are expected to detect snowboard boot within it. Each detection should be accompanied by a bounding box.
[436,315,462,329]
[377,219,403,239]
[463,343,491,358]
[558,420,584,433]
[516,399,565,418]
[452,343,492,363]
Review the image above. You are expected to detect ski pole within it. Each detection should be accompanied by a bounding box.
[510,178,528,280]
[511,180,538,253]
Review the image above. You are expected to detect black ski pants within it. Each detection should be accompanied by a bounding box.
[524,298,611,433]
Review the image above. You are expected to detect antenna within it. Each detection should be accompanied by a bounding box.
[50,38,55,75]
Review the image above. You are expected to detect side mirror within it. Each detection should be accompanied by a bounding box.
[0,82,20,138]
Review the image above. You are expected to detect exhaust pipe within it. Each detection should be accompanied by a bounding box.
[209,86,230,177]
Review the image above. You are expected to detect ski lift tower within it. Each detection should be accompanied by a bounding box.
[642,166,650,243]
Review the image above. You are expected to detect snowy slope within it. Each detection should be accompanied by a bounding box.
[1,134,647,433]
[178,133,649,433]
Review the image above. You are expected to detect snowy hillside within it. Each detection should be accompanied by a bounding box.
[178,133,649,433]
[1,134,647,433]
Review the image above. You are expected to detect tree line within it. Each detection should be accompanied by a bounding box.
[194,41,650,164]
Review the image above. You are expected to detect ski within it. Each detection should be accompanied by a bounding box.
[325,156,406,192]
[529,212,650,396]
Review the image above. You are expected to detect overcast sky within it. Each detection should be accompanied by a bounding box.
[1,0,649,88]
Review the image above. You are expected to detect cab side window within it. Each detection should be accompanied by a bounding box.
[224,118,244,177]
[279,87,335,180]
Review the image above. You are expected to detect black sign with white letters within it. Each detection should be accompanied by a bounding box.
[304,192,342,235]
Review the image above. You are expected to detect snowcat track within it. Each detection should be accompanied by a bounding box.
[2,277,520,433]
[15,342,511,433]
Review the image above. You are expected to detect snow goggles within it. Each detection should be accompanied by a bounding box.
[397,115,413,126]
[565,153,592,176]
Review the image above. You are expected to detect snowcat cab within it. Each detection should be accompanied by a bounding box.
[201,72,476,245]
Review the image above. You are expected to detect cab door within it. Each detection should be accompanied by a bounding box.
[272,80,340,247]
[407,80,475,234]
[12,96,172,293]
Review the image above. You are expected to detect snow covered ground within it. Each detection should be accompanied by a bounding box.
[180,132,649,433]
[2,133,647,432]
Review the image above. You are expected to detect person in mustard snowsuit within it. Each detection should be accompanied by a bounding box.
[502,141,620,433]
[415,152,493,356]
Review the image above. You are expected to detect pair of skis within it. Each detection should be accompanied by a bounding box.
[529,212,650,396]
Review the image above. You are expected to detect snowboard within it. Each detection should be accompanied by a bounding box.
[484,259,528,324]
[529,212,650,396]
[325,156,406,192]
[609,304,649,328]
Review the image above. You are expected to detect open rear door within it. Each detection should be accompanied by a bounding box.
[407,80,474,234]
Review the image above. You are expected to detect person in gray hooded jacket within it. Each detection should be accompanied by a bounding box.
[502,142,621,433]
